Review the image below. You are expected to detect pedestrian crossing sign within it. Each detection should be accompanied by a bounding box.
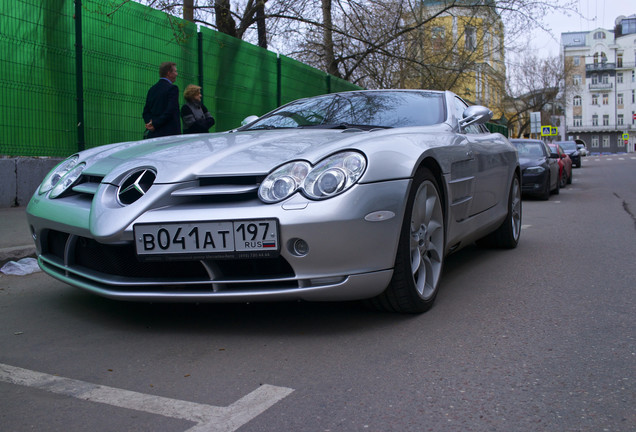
[541,126,557,136]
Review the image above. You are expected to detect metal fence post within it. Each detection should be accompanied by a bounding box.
[74,0,85,151]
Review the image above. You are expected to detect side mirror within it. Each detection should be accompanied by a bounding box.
[241,115,259,127]
[459,105,493,128]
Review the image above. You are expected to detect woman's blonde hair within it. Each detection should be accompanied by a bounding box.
[184,84,201,102]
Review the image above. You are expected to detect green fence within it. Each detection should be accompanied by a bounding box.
[0,0,362,157]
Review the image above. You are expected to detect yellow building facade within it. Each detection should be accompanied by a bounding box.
[403,1,506,118]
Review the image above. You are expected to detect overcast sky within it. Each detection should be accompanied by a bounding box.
[528,0,635,57]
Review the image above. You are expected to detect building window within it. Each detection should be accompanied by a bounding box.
[618,114,624,125]
[573,56,580,66]
[591,136,599,147]
[633,90,635,103]
[603,115,609,126]
[593,31,605,39]
[618,93,624,105]
[633,71,635,82]
[591,74,598,84]
[432,27,445,51]
[592,114,598,126]
[573,116,582,126]
[602,136,610,147]
[465,26,476,51]
[617,53,623,67]
[618,137,625,147]
[573,95,581,106]
[573,74,581,85]
[592,94,598,105]
[602,94,609,105]
[618,73,623,83]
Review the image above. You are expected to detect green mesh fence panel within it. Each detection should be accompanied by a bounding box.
[1,0,362,156]
[1,0,76,157]
[329,75,364,93]
[280,56,328,105]
[486,122,509,137]
[81,1,197,147]
[201,28,278,131]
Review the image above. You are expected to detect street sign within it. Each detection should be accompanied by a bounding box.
[541,126,551,136]
[531,112,541,134]
[622,133,629,140]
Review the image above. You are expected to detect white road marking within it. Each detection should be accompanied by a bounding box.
[0,363,293,432]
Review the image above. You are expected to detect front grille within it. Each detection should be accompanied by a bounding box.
[43,230,296,291]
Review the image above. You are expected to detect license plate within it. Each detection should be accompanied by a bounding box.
[134,219,279,259]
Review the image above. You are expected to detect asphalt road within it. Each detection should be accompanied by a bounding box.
[1,155,635,432]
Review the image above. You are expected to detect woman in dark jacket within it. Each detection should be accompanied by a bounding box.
[181,84,215,134]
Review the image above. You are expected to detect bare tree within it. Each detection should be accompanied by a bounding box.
[499,54,572,137]
[119,0,578,91]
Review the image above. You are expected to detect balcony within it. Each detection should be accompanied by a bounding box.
[567,123,633,133]
[586,62,616,71]
[588,82,613,90]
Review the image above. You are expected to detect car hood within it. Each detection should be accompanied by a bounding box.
[518,156,546,169]
[81,129,393,184]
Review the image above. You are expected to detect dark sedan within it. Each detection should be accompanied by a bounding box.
[510,139,560,200]
[555,140,581,168]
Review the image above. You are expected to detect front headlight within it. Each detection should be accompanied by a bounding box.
[39,155,79,195]
[259,161,310,203]
[258,151,367,203]
[50,163,86,198]
[303,152,366,199]
[525,166,545,174]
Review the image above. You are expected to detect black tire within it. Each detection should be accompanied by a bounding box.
[567,170,572,184]
[368,167,445,314]
[477,175,522,249]
[559,168,567,188]
[539,174,550,200]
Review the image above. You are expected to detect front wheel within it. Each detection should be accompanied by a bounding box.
[368,167,445,314]
[477,174,521,249]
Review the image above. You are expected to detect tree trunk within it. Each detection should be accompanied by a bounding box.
[215,0,237,38]
[321,0,339,77]
[183,0,194,22]
[256,0,267,48]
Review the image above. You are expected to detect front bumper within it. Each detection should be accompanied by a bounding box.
[520,171,549,195]
[27,180,409,302]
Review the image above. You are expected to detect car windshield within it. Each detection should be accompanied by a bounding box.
[512,141,545,158]
[557,141,577,151]
[242,91,446,130]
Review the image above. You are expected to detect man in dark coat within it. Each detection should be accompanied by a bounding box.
[143,62,180,138]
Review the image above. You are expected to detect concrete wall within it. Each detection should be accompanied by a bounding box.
[0,157,63,207]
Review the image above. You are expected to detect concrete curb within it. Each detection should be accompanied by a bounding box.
[0,245,36,267]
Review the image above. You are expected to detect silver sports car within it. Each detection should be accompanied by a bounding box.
[27,90,521,313]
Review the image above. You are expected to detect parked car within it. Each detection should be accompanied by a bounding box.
[556,140,581,168]
[574,139,588,157]
[510,138,560,200]
[548,143,572,187]
[26,89,521,314]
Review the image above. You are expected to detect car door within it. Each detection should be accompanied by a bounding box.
[453,97,509,217]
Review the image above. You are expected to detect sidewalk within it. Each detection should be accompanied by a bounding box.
[0,207,36,265]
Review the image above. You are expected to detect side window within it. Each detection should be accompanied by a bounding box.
[543,143,552,156]
[453,97,483,134]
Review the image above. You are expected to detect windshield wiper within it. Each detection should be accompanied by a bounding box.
[245,125,296,131]
[302,123,392,131]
